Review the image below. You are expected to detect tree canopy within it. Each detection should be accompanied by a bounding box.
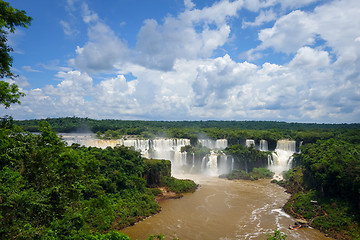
[0,0,32,107]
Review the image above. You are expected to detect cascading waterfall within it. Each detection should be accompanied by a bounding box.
[231,157,234,172]
[62,134,297,178]
[269,140,296,180]
[62,135,230,174]
[207,151,219,176]
[259,139,268,151]
[246,139,255,147]
[198,139,228,150]
[192,153,195,168]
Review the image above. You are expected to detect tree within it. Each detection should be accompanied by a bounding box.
[0,1,32,107]
[266,229,287,240]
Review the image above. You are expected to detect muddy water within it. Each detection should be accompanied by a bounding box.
[121,175,330,240]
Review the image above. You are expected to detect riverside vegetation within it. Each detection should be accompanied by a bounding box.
[0,118,197,239]
[274,138,360,239]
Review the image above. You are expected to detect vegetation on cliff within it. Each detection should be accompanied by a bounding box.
[0,118,196,239]
[277,138,360,239]
[223,168,274,181]
[224,144,269,172]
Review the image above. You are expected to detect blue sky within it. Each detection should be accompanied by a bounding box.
[2,0,360,123]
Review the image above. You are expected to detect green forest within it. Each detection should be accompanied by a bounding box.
[0,118,197,239]
[278,138,360,239]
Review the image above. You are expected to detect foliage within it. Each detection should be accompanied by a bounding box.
[149,188,163,196]
[266,229,287,240]
[250,167,274,179]
[181,144,210,161]
[163,176,197,194]
[0,81,24,108]
[0,120,165,239]
[143,159,171,187]
[86,231,131,240]
[0,1,32,107]
[271,132,360,239]
[282,175,360,239]
[224,144,269,172]
[225,168,273,181]
[300,139,360,204]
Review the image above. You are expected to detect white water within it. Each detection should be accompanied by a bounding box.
[259,139,269,151]
[62,134,296,178]
[269,140,297,180]
[198,139,228,149]
[62,135,229,174]
[246,139,255,147]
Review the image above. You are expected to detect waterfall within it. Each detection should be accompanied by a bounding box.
[198,139,228,149]
[192,153,195,168]
[231,157,234,172]
[259,140,268,151]
[201,156,207,171]
[217,153,229,175]
[62,134,299,178]
[246,139,255,147]
[215,139,228,149]
[62,135,233,176]
[149,139,190,173]
[268,140,296,180]
[206,151,219,176]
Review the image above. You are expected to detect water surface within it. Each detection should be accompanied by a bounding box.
[121,175,329,240]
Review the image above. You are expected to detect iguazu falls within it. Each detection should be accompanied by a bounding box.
[63,135,297,178]
[2,118,360,240]
[2,0,360,239]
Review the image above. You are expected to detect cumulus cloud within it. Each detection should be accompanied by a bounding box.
[71,0,244,73]
[135,0,243,71]
[254,10,316,54]
[3,0,360,123]
[289,47,330,69]
[184,0,195,10]
[242,9,277,28]
[73,21,129,73]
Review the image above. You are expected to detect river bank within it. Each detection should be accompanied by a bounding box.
[274,167,360,240]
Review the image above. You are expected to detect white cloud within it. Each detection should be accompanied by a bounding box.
[60,20,79,37]
[184,0,195,10]
[256,10,316,54]
[243,0,318,12]
[73,22,129,73]
[279,0,319,9]
[310,0,360,68]
[242,9,277,28]
[289,47,330,69]
[81,2,99,24]
[135,0,243,71]
[4,0,360,123]
[22,66,41,72]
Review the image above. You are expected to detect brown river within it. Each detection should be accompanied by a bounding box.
[121,175,330,240]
